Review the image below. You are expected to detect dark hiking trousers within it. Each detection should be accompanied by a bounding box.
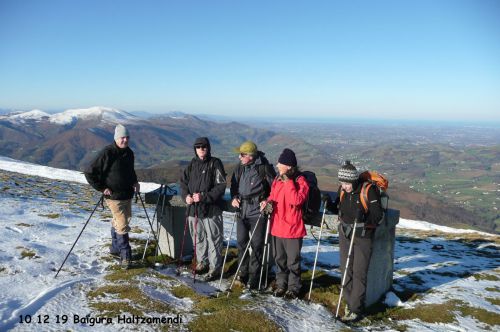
[273,236,303,293]
[338,225,373,314]
[237,213,266,284]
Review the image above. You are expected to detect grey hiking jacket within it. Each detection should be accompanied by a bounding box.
[230,152,276,219]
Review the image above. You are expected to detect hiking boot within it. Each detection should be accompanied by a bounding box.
[233,274,248,288]
[342,311,360,322]
[109,251,120,260]
[246,278,259,290]
[203,269,221,282]
[273,288,286,297]
[344,305,351,317]
[284,290,298,300]
[195,263,209,275]
[120,259,131,270]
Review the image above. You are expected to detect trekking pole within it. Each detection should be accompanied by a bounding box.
[307,206,328,301]
[217,210,237,296]
[335,220,358,321]
[162,186,173,263]
[176,206,190,275]
[192,203,198,283]
[137,193,169,266]
[153,191,164,262]
[258,214,271,291]
[142,185,163,262]
[264,228,271,289]
[153,186,170,266]
[55,195,103,278]
[226,212,264,297]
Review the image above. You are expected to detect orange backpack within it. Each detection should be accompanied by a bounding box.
[340,170,389,213]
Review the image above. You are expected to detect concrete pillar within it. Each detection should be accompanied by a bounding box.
[323,208,400,307]
[365,208,400,307]
[145,191,193,260]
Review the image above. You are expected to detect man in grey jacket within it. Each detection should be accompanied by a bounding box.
[230,141,276,289]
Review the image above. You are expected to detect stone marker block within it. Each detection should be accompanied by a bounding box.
[322,208,400,307]
[149,194,193,260]
[365,208,400,307]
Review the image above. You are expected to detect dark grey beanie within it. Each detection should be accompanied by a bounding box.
[338,160,358,183]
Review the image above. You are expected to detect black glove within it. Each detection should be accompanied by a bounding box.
[322,193,331,203]
[263,201,274,215]
[322,193,333,212]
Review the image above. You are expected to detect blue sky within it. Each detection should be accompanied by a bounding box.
[1,0,499,121]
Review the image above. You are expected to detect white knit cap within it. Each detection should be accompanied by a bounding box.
[114,124,129,140]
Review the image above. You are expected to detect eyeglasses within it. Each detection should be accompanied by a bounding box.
[195,145,207,149]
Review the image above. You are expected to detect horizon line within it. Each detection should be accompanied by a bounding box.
[1,106,499,126]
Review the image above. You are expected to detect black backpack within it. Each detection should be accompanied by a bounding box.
[299,171,322,227]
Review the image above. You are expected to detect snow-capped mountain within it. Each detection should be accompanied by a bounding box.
[2,106,138,125]
[49,106,138,125]
[9,109,51,120]
[0,106,282,171]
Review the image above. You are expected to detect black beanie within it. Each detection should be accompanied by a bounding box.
[278,148,297,167]
[338,160,358,183]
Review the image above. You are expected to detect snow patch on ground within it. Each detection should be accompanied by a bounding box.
[397,218,494,236]
[384,291,406,308]
[0,156,160,193]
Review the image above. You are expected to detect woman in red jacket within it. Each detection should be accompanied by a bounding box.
[261,148,309,299]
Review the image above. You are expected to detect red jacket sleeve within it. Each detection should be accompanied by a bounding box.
[268,179,278,202]
[284,175,309,206]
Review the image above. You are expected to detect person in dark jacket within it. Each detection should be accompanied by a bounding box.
[261,148,309,299]
[85,124,140,269]
[230,141,276,289]
[180,137,227,281]
[325,161,383,321]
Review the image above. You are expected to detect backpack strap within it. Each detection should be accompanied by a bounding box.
[235,163,243,184]
[340,183,370,212]
[360,182,372,213]
[258,164,272,199]
[208,158,215,186]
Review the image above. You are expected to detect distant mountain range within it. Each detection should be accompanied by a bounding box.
[2,107,498,233]
[0,106,322,171]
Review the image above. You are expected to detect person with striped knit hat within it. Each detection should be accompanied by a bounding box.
[325,160,383,322]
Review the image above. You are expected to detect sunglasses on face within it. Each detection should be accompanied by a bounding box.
[195,145,207,149]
